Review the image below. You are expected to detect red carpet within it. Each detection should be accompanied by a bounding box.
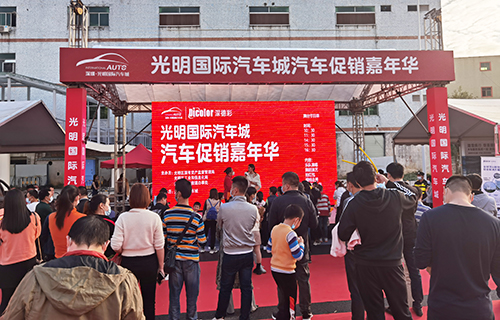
[155,254,500,317]
[2,254,499,318]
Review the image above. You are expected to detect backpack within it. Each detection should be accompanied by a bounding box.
[206,200,219,220]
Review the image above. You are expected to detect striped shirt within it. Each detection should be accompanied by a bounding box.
[266,223,305,273]
[317,193,331,217]
[163,204,207,261]
[415,201,431,224]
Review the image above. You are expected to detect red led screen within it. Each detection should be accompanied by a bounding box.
[152,101,337,203]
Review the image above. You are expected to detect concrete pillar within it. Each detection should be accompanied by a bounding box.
[97,104,101,143]
[53,90,57,116]
[0,154,10,185]
[7,77,11,101]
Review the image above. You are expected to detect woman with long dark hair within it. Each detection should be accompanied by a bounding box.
[111,183,164,320]
[48,185,85,258]
[202,188,220,254]
[91,175,100,196]
[0,189,41,313]
[245,164,262,191]
[84,194,115,257]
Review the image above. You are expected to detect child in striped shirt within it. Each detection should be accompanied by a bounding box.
[266,204,305,320]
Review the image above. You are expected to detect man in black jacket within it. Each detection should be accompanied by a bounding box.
[268,172,318,320]
[415,176,500,320]
[386,162,423,316]
[338,161,417,320]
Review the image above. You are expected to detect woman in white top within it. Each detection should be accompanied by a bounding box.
[245,164,262,191]
[333,181,347,208]
[111,183,164,320]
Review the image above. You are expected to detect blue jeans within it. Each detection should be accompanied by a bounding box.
[215,252,254,320]
[168,260,200,320]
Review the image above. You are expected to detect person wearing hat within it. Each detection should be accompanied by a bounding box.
[414,171,429,201]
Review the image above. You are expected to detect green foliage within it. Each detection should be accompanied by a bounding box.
[449,86,477,99]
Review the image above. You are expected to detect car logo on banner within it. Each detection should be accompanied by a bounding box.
[161,107,183,120]
[76,53,129,71]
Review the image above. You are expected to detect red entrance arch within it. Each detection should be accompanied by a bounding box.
[60,47,454,206]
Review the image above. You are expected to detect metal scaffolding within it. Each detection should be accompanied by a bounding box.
[424,8,443,51]
[69,0,89,48]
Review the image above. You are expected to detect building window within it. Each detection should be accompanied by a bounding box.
[481,87,492,98]
[381,5,392,12]
[408,5,429,12]
[480,62,491,71]
[339,105,379,116]
[365,134,385,157]
[249,7,289,26]
[0,53,15,73]
[0,7,16,27]
[336,6,375,25]
[159,7,200,27]
[88,104,108,120]
[89,7,109,27]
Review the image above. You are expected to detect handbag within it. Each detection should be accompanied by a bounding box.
[164,212,195,274]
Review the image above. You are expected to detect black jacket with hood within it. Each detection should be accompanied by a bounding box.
[338,181,417,266]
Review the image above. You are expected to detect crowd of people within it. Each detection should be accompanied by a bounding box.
[1,161,500,320]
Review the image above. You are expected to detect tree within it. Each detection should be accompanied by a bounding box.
[448,86,477,99]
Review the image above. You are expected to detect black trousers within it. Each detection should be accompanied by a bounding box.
[344,251,365,320]
[272,271,298,320]
[295,260,312,318]
[0,257,37,314]
[356,264,412,320]
[204,220,217,249]
[121,254,158,320]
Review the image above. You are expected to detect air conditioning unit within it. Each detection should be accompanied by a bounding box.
[0,26,12,33]
[2,60,15,73]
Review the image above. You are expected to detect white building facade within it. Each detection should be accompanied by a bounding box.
[0,0,440,185]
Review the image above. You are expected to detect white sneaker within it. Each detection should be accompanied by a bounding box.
[303,314,313,320]
[212,317,224,320]
[199,248,205,253]
[165,274,169,281]
[210,249,215,254]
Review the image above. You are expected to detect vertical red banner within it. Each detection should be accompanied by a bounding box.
[427,87,452,207]
[64,88,87,186]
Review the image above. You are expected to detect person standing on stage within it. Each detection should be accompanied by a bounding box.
[245,164,261,191]
[338,161,417,320]
[223,167,234,202]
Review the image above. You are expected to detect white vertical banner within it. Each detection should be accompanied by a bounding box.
[480,157,500,208]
